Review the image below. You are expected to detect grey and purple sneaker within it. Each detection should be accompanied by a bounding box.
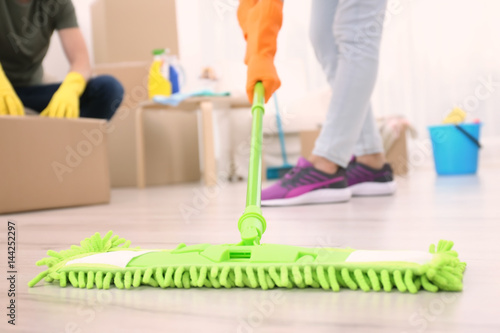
[261,157,351,206]
[346,159,397,196]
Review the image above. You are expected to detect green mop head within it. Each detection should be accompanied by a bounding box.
[28,231,465,293]
[28,83,466,293]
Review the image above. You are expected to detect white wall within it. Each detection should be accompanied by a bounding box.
[374,0,500,139]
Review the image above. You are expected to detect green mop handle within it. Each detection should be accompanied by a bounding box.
[238,82,267,245]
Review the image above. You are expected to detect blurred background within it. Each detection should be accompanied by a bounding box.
[36,0,500,190]
[43,0,500,138]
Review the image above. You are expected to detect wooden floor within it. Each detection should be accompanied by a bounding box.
[2,163,500,333]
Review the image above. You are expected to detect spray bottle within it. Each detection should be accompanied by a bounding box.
[148,49,172,99]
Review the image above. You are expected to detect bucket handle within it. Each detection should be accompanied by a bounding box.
[455,125,482,149]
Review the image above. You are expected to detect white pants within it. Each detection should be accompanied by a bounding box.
[310,0,387,168]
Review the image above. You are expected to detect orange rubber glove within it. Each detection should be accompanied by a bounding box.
[237,0,258,44]
[41,72,86,118]
[0,63,24,116]
[237,0,283,103]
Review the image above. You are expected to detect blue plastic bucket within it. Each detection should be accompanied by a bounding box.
[428,123,481,175]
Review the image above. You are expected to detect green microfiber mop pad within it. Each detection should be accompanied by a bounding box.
[28,83,466,293]
[28,231,465,293]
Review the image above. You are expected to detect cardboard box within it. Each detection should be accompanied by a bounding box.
[0,116,110,214]
[103,105,201,188]
[93,62,148,186]
[103,108,139,187]
[94,62,150,110]
[384,125,409,175]
[299,130,320,162]
[93,63,201,187]
[300,127,409,176]
[142,108,201,186]
[91,0,179,64]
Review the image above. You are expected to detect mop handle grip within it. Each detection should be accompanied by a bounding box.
[246,82,265,207]
[238,82,267,245]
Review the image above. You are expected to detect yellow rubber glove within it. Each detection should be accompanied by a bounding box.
[41,72,86,118]
[0,63,24,116]
[237,0,283,103]
[443,107,467,124]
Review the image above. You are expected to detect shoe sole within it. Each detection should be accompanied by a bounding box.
[261,188,352,207]
[350,181,397,196]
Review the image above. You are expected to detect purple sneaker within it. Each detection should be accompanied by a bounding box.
[346,159,397,196]
[261,157,351,206]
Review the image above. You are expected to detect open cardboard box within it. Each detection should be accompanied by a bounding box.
[0,116,110,214]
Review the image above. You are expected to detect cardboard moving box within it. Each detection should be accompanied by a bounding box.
[93,63,201,187]
[91,0,179,64]
[94,62,150,110]
[0,116,110,214]
[93,62,148,187]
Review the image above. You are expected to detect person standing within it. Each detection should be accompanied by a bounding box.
[238,0,396,206]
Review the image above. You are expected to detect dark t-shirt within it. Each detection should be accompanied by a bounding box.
[0,0,78,87]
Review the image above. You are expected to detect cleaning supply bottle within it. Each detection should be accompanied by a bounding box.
[168,55,181,94]
[148,49,172,99]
